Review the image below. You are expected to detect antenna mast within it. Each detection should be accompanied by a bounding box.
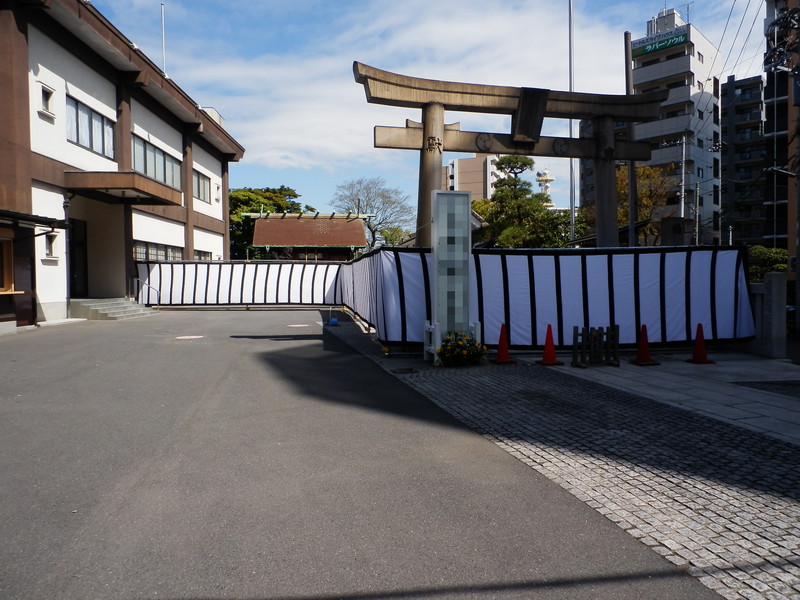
[161,3,167,77]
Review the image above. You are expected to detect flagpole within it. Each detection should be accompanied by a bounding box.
[568,0,576,241]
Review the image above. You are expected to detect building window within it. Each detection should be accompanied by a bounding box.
[698,167,704,178]
[133,240,184,261]
[194,250,212,261]
[44,232,58,258]
[66,96,114,158]
[132,135,181,189]
[698,52,704,63]
[192,170,211,204]
[38,83,55,119]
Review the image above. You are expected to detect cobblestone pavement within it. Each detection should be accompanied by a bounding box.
[330,322,800,600]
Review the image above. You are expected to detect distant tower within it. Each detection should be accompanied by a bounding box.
[536,168,555,198]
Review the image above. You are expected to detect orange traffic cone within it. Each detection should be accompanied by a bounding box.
[631,324,660,366]
[492,323,515,364]
[687,323,715,364]
[536,324,563,366]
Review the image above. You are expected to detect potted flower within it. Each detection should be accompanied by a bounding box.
[436,331,486,367]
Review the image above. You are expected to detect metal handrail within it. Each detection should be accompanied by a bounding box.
[131,277,161,310]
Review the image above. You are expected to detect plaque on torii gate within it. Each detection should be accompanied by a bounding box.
[353,61,667,247]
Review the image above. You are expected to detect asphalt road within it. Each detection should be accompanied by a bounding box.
[0,309,721,599]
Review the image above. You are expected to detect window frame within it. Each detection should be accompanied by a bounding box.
[65,95,115,159]
[38,82,56,119]
[192,169,211,204]
[132,135,182,190]
[132,240,184,262]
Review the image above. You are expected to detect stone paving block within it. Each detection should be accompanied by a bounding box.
[332,325,800,600]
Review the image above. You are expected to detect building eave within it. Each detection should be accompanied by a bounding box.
[64,171,183,206]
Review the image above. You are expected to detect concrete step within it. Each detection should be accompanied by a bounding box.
[70,298,157,321]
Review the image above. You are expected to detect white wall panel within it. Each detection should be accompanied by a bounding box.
[131,99,182,158]
[191,144,224,221]
[28,26,117,171]
[133,210,185,247]
[193,227,224,259]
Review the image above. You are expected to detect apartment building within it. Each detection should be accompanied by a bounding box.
[0,0,244,332]
[580,8,722,245]
[631,8,722,245]
[762,0,798,263]
[443,154,502,201]
[720,75,771,246]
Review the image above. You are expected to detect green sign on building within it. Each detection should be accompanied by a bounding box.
[632,26,689,58]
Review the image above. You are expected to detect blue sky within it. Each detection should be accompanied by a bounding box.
[90,0,767,213]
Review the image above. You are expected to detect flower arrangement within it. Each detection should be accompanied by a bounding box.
[436,331,486,367]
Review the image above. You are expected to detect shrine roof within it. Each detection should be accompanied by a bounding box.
[252,216,367,248]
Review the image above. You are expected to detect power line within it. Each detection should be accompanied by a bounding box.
[691,0,759,139]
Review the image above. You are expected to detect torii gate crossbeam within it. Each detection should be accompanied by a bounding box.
[353,61,667,247]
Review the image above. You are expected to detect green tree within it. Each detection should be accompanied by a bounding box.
[229,186,309,259]
[331,177,414,249]
[614,163,678,246]
[748,245,788,281]
[377,225,409,247]
[472,156,585,248]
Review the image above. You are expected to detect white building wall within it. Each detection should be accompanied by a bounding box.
[132,209,185,247]
[191,143,224,221]
[31,184,68,320]
[131,99,183,161]
[28,25,117,172]
[193,227,225,260]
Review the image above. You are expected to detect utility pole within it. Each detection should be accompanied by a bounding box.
[695,182,700,245]
[625,31,637,247]
[680,133,686,219]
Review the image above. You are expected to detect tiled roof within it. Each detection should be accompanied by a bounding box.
[252,217,367,248]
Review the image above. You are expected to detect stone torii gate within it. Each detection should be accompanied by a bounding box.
[353,62,667,247]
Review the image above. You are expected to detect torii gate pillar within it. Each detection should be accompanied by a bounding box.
[593,116,618,247]
[418,103,444,247]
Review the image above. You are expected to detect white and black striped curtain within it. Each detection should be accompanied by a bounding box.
[136,247,755,348]
[135,261,340,306]
[340,247,755,347]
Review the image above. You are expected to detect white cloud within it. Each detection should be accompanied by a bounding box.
[90,0,771,209]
